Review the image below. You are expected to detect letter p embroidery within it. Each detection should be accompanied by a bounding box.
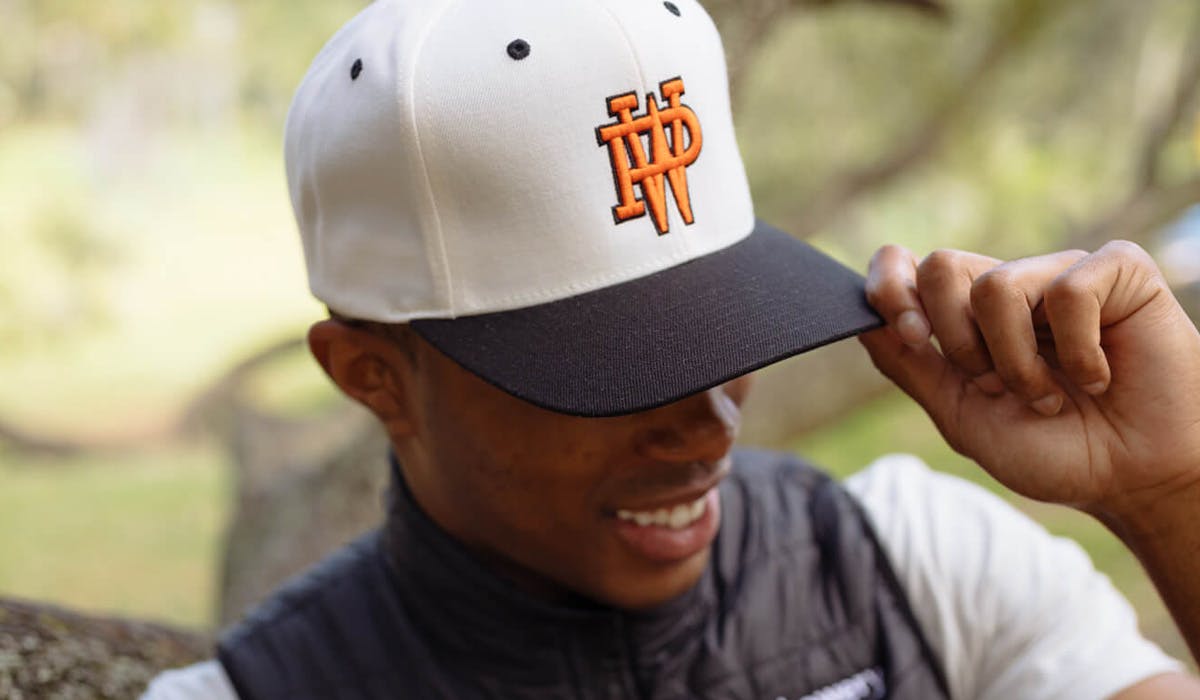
[596,77,703,235]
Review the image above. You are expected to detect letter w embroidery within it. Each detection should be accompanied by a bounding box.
[596,77,703,235]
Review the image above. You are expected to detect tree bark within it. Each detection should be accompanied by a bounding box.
[217,402,390,625]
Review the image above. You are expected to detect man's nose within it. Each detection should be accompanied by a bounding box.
[634,386,740,462]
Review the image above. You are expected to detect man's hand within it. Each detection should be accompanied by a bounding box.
[860,241,1200,670]
[860,241,1200,517]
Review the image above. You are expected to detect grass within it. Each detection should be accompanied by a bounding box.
[0,443,228,629]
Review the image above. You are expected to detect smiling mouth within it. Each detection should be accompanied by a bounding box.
[606,457,730,527]
[609,487,722,564]
[616,493,708,530]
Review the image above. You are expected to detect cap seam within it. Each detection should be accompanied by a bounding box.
[406,0,462,315]
[586,0,696,256]
[587,0,646,93]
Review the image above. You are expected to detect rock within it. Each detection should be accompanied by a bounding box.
[0,597,210,699]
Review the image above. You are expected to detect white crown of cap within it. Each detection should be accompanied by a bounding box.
[285,0,755,322]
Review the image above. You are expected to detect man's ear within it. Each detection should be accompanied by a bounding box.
[308,319,415,436]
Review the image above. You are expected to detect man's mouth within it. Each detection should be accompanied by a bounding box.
[609,487,722,564]
[615,492,709,530]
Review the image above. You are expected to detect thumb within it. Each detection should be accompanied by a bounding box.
[858,327,962,424]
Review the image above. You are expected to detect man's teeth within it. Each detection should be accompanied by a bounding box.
[616,494,708,530]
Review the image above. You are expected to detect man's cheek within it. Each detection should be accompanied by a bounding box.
[725,376,754,406]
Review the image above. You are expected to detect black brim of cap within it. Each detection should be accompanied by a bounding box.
[411,220,883,417]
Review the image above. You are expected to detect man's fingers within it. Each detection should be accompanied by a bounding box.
[1043,241,1167,394]
[970,250,1088,414]
[915,249,1002,380]
[864,245,930,347]
[1043,274,1108,395]
[1074,240,1170,326]
[858,327,959,424]
[871,241,1174,421]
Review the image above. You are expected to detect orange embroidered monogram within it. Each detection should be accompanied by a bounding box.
[596,77,703,235]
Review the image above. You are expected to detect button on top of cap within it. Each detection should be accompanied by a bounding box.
[506,39,531,61]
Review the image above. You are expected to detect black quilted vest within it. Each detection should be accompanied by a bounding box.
[217,450,949,699]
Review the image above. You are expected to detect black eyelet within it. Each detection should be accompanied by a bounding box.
[350,58,363,80]
[506,39,531,61]
[664,2,681,16]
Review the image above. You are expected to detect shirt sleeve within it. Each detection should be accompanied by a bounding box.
[842,454,1183,700]
[141,660,239,700]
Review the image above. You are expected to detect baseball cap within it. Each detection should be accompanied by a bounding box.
[285,0,882,417]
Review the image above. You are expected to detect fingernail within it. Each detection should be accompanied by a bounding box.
[972,372,1005,395]
[895,310,930,348]
[1082,381,1107,396]
[1031,394,1063,417]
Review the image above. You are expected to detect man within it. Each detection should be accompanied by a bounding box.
[146,0,1200,697]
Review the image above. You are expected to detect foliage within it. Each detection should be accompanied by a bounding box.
[738,0,1200,261]
[1,0,367,126]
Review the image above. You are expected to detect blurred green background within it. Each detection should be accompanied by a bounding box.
[3,0,1199,666]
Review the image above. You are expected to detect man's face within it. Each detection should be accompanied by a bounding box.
[396,334,751,610]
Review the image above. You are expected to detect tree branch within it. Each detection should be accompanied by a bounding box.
[1072,10,1200,250]
[1068,175,1200,250]
[708,0,949,106]
[0,419,87,458]
[1136,13,1200,189]
[0,336,308,460]
[788,0,1067,238]
[176,335,307,435]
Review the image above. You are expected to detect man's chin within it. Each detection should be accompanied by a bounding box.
[594,545,713,612]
